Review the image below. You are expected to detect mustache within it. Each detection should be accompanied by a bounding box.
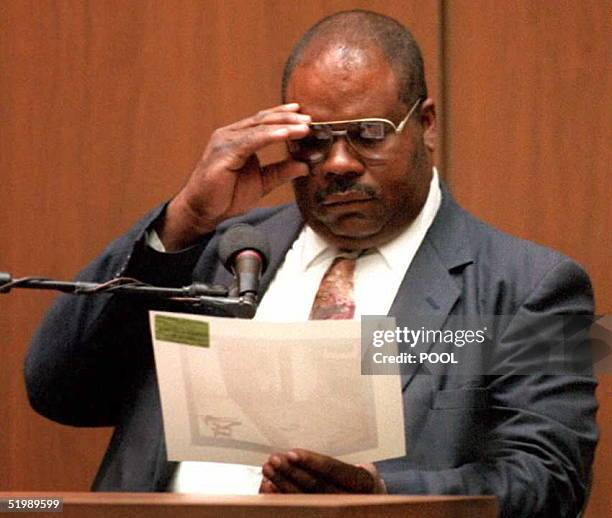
[314,179,379,204]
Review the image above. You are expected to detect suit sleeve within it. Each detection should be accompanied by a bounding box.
[381,259,598,518]
[23,204,210,427]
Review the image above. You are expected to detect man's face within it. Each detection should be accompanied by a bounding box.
[286,46,435,250]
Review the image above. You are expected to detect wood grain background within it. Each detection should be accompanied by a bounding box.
[0,1,609,516]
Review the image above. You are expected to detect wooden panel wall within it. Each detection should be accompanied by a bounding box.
[0,0,441,491]
[444,2,611,517]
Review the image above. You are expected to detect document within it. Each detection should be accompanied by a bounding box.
[149,311,405,466]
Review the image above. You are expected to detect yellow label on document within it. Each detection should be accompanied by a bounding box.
[155,315,210,347]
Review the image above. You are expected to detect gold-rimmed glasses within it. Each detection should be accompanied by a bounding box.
[287,97,423,164]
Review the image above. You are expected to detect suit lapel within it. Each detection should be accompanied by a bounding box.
[390,185,474,391]
[390,238,461,390]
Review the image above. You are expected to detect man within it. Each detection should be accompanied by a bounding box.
[24,10,597,517]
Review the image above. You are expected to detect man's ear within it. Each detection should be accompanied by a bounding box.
[420,97,436,153]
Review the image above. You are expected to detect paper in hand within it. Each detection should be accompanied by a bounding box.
[150,311,405,466]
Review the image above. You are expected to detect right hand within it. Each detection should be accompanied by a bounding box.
[158,103,311,250]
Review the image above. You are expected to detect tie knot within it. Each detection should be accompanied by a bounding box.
[309,255,357,320]
[337,248,363,259]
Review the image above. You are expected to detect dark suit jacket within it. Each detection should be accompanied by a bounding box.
[24,187,598,517]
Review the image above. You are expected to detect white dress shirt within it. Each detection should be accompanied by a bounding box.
[166,168,442,493]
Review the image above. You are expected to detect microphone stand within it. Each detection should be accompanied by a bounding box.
[0,272,258,319]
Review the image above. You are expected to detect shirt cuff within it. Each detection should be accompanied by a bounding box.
[124,227,210,287]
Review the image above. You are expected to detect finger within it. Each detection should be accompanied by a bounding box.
[227,103,305,130]
[261,159,309,194]
[261,102,302,114]
[259,477,280,494]
[267,453,343,493]
[262,459,301,493]
[230,110,311,131]
[357,463,386,494]
[224,124,310,170]
[288,449,375,493]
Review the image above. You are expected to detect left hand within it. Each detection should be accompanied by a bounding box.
[259,448,386,494]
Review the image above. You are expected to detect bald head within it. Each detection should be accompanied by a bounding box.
[282,10,428,108]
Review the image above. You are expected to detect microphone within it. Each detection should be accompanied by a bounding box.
[1,226,271,319]
[218,224,270,302]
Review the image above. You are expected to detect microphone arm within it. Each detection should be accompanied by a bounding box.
[0,272,258,319]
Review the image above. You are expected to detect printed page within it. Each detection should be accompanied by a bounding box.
[149,311,405,466]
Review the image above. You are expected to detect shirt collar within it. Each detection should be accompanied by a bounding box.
[299,167,442,272]
[300,222,337,271]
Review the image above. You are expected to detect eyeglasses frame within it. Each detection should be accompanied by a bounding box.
[289,97,423,164]
[307,96,423,135]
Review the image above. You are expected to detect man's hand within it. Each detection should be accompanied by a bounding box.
[259,449,386,494]
[158,103,310,250]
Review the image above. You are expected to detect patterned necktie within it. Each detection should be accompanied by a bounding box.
[309,255,357,320]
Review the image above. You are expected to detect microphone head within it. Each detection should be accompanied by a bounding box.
[218,223,270,273]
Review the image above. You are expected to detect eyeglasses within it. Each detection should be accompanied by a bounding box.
[287,97,422,165]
